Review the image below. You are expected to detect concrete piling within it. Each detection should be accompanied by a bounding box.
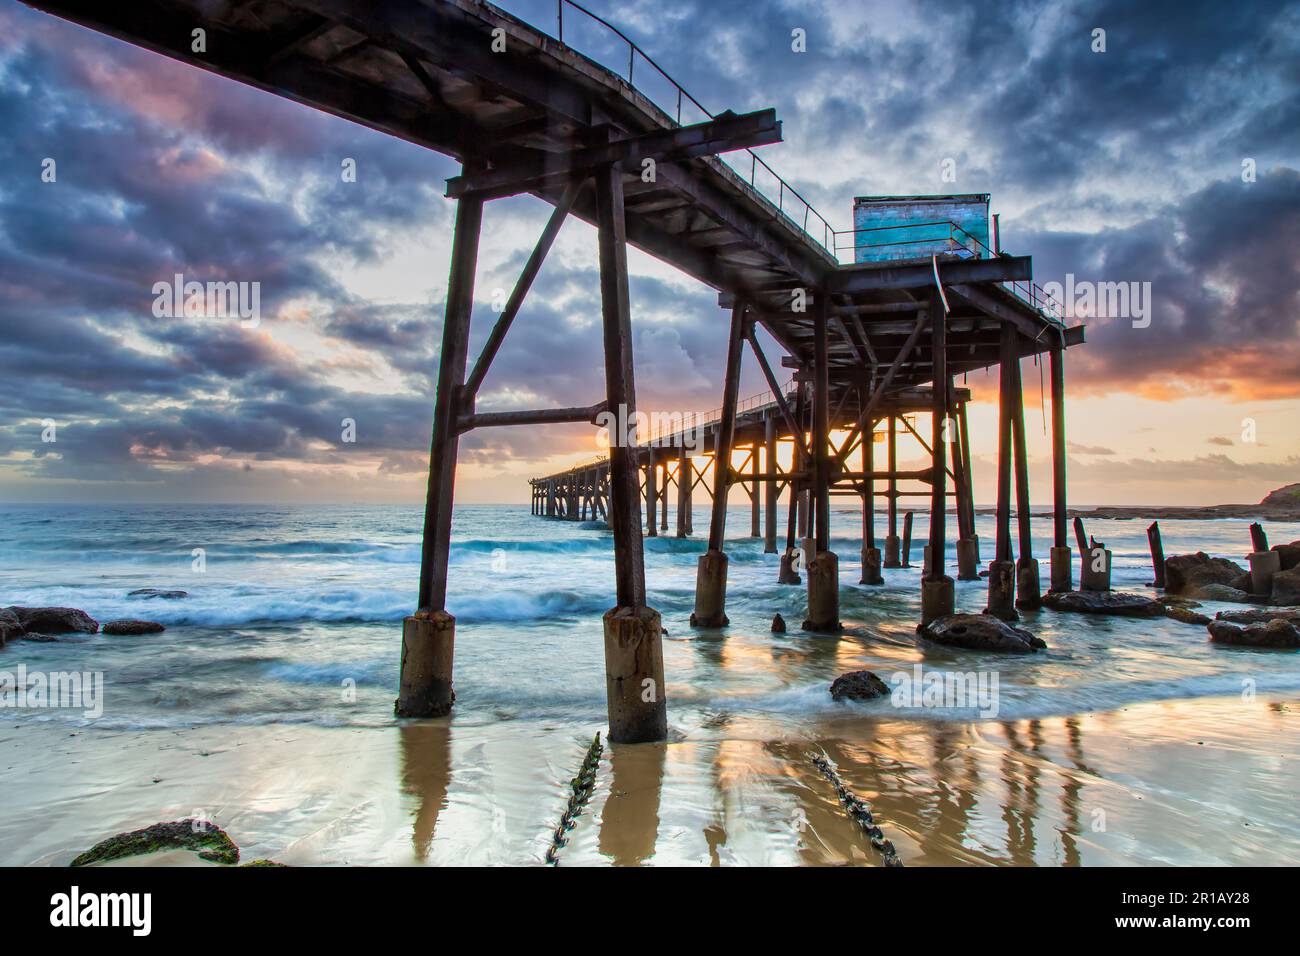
[1079,546,1112,591]
[691,548,730,627]
[1249,550,1281,596]
[956,537,980,580]
[1049,545,1073,592]
[883,534,901,568]
[985,560,1017,620]
[804,550,841,631]
[602,605,668,744]
[860,547,883,585]
[1015,557,1041,610]
[920,575,955,626]
[397,610,457,717]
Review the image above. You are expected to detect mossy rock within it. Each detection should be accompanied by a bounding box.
[70,819,240,867]
[241,859,289,867]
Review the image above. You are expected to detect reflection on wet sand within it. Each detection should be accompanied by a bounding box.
[399,722,452,861]
[598,742,666,865]
[385,695,1300,866]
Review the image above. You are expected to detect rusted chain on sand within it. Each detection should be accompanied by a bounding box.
[545,732,603,865]
[810,750,904,867]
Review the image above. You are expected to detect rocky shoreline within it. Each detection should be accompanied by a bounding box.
[0,591,184,648]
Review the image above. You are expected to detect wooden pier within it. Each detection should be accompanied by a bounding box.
[23,0,1086,743]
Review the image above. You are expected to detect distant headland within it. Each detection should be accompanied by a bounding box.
[978,484,1300,521]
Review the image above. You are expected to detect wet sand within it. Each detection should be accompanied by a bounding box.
[5,692,1297,867]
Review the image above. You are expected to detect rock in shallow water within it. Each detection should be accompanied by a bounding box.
[0,608,22,646]
[1042,590,1164,617]
[1162,605,1212,626]
[1271,566,1300,605]
[5,606,98,634]
[1215,607,1300,625]
[1163,552,1248,598]
[102,619,166,635]
[918,613,1046,653]
[1194,583,1258,603]
[127,588,188,599]
[1271,541,1300,572]
[1207,619,1300,648]
[830,670,890,701]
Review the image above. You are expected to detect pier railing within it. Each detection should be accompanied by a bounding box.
[522,2,1064,325]
[541,0,836,253]
[640,375,799,446]
[833,220,1066,323]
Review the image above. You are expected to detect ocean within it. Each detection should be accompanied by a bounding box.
[2,503,1298,866]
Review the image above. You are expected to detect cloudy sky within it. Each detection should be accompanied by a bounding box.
[1,0,1296,506]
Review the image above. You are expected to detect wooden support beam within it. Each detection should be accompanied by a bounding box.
[265,15,334,70]
[957,400,976,540]
[831,256,1032,296]
[457,400,607,432]
[863,420,876,550]
[447,110,781,199]
[786,385,805,555]
[839,313,928,454]
[398,49,453,111]
[1010,353,1033,562]
[676,448,693,537]
[416,192,482,611]
[927,296,947,580]
[813,290,832,551]
[744,327,807,458]
[836,469,935,482]
[464,179,581,397]
[898,415,958,484]
[1050,340,1068,549]
[645,446,658,538]
[887,415,899,537]
[764,416,778,553]
[948,281,1056,346]
[595,164,647,608]
[835,300,922,315]
[995,322,1017,563]
[707,302,748,551]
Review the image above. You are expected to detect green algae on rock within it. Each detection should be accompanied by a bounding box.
[70,819,240,866]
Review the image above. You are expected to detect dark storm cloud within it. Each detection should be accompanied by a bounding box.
[1024,167,1300,398]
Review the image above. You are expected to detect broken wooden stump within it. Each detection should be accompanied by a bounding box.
[1147,521,1166,588]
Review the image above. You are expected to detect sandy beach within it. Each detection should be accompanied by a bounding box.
[3,505,1298,867]
[5,692,1296,867]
